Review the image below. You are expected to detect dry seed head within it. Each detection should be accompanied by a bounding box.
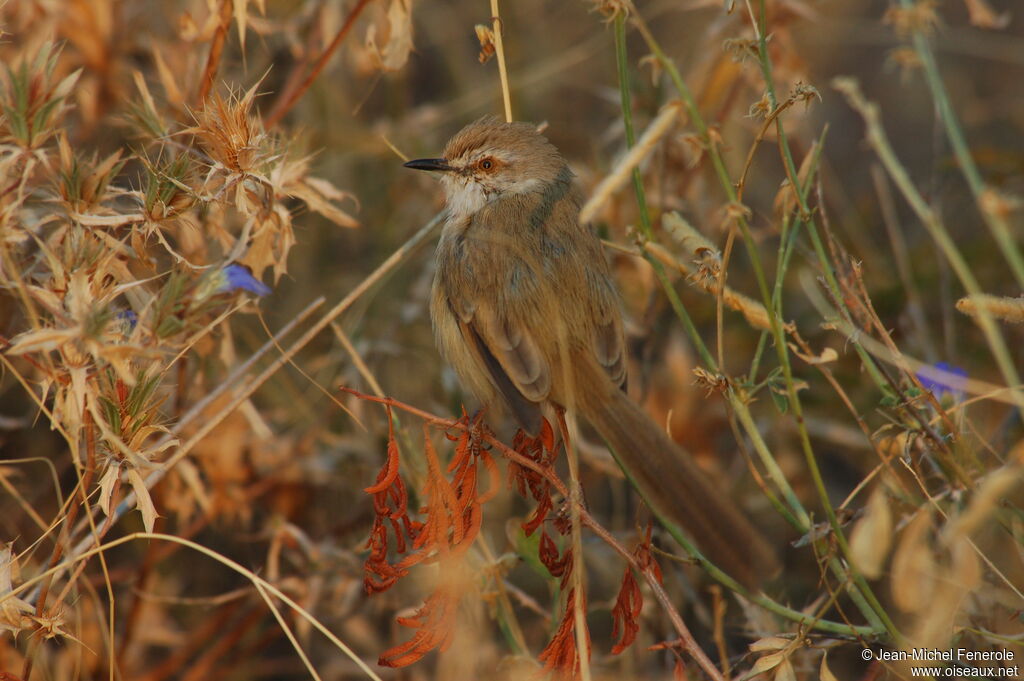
[719,200,753,229]
[886,47,923,81]
[692,367,729,396]
[788,82,821,110]
[363,0,415,73]
[963,0,1010,29]
[474,24,496,64]
[979,187,1021,220]
[678,132,706,168]
[589,0,630,22]
[883,0,940,38]
[723,36,763,63]
[955,294,1024,324]
[189,85,265,173]
[748,92,773,119]
[638,54,663,86]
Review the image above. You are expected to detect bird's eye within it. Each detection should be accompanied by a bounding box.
[479,158,493,170]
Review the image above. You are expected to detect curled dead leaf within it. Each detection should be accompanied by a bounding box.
[365,0,414,73]
[789,343,839,365]
[943,465,1021,543]
[128,467,160,533]
[891,510,935,613]
[849,486,892,579]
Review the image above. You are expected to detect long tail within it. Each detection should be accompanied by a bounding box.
[578,372,779,588]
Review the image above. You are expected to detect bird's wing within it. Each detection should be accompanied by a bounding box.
[470,302,551,402]
[587,258,628,391]
[446,291,549,432]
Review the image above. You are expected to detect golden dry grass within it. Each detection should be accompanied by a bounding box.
[1,1,1023,680]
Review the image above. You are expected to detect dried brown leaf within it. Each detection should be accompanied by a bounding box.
[891,510,935,613]
[365,0,414,72]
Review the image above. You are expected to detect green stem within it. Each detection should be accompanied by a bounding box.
[606,442,881,639]
[626,1,898,638]
[613,13,822,611]
[747,0,898,638]
[833,79,1024,415]
[898,0,1024,288]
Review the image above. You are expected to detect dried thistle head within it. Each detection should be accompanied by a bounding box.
[139,151,197,222]
[53,133,125,213]
[0,43,81,149]
[188,83,266,173]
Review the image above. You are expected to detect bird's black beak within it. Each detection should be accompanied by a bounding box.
[403,158,452,172]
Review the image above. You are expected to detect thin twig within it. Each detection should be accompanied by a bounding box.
[197,0,234,104]
[265,0,374,128]
[490,0,513,122]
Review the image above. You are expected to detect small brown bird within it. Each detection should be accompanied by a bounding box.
[405,116,778,587]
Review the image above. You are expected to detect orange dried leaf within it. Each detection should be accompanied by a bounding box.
[378,580,460,667]
[364,408,400,494]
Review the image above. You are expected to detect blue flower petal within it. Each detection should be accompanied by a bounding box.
[917,362,967,399]
[220,264,272,297]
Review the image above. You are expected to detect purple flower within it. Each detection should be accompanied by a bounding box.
[116,309,138,333]
[917,362,967,400]
[219,264,272,297]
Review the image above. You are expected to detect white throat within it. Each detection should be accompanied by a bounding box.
[442,178,489,221]
[441,174,545,222]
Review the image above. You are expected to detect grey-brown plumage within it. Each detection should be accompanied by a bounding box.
[406,116,778,588]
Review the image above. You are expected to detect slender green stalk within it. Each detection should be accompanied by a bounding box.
[834,79,1024,414]
[613,14,808,523]
[612,17,714,372]
[609,16,893,635]
[613,16,811,521]
[897,0,1024,288]
[622,2,898,637]
[742,0,898,638]
[605,442,881,638]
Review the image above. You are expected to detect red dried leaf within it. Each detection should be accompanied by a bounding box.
[610,523,662,654]
[363,427,399,494]
[610,567,642,654]
[539,529,574,589]
[635,522,663,584]
[538,588,591,680]
[378,572,461,667]
[356,403,504,668]
[509,418,560,535]
[362,406,420,594]
[522,493,552,536]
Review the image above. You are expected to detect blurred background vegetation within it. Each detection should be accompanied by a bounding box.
[1,0,1023,679]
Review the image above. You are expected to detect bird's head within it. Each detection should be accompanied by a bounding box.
[404,116,567,218]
